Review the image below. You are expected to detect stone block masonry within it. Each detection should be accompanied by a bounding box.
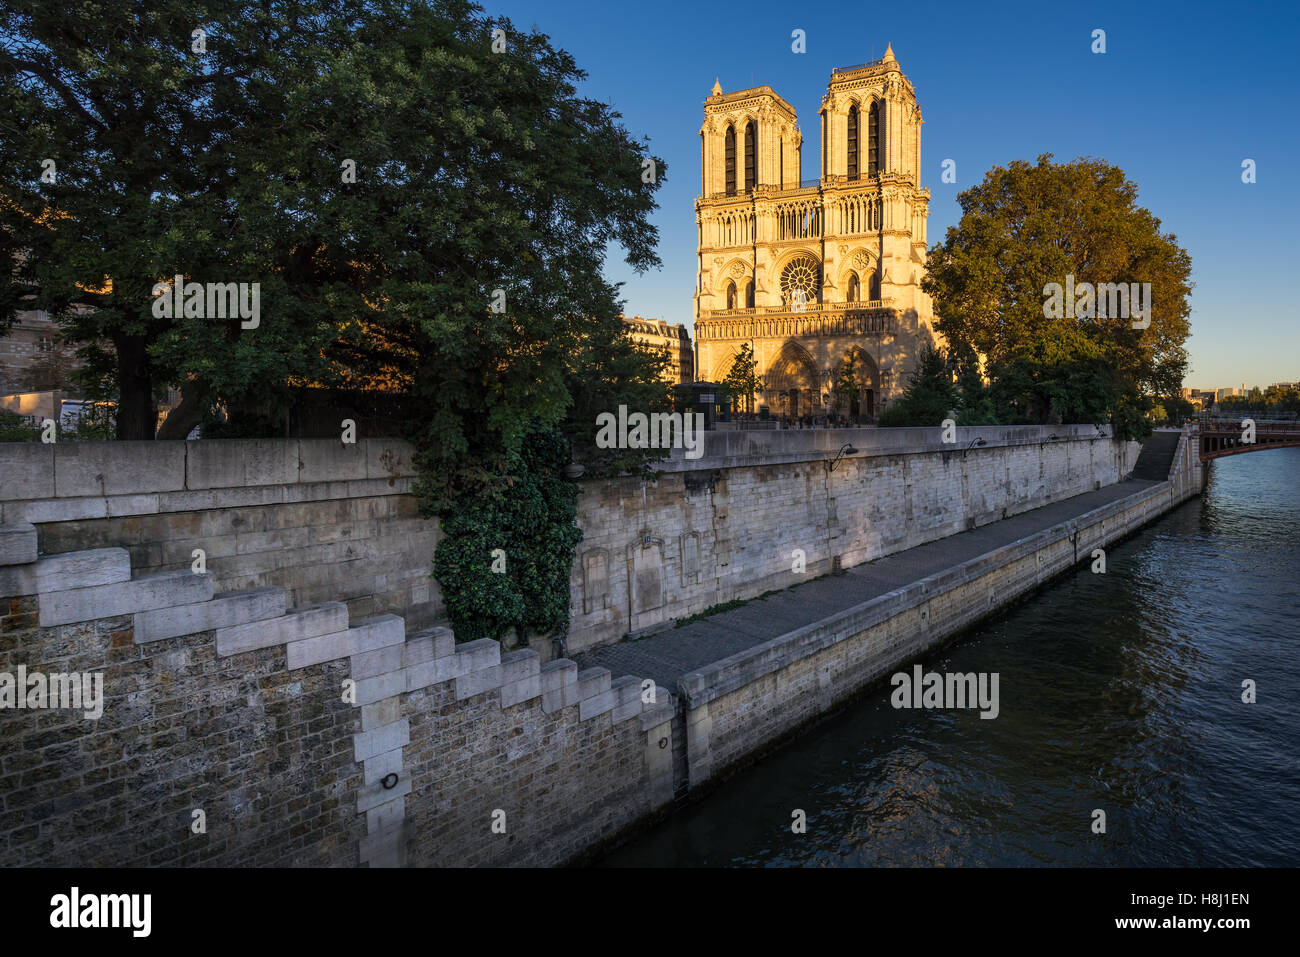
[675,430,1204,792]
[0,541,675,867]
[1,427,1139,658]
[0,438,441,634]
[0,428,1190,865]
[567,424,1141,652]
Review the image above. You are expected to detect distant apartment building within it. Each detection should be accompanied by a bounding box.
[0,306,84,397]
[622,315,695,385]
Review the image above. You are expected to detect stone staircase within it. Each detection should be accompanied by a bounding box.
[0,520,678,866]
[1130,430,1182,481]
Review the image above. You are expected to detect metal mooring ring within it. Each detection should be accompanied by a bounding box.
[381,772,399,790]
[659,737,668,749]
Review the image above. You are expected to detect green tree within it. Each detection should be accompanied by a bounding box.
[722,342,762,414]
[876,344,959,427]
[2,0,668,458]
[831,353,861,416]
[1160,395,1194,425]
[2,1,674,647]
[1,0,357,438]
[561,324,672,482]
[924,154,1192,439]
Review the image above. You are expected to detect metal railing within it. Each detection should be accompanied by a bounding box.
[1198,411,1300,430]
[832,59,885,73]
[703,300,894,318]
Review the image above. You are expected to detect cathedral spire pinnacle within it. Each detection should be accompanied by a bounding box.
[883,42,895,62]
[710,78,722,96]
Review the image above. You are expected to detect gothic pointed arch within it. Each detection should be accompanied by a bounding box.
[764,338,822,417]
[724,124,737,195]
[834,345,880,418]
[846,103,860,180]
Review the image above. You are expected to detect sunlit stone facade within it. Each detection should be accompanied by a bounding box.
[693,45,942,418]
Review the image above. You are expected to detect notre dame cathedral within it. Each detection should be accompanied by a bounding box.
[693,45,941,419]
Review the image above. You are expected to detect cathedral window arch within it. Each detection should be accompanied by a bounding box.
[846,272,860,302]
[847,105,859,180]
[744,121,756,192]
[745,280,755,308]
[869,270,881,300]
[868,100,883,175]
[725,125,736,195]
[726,281,737,310]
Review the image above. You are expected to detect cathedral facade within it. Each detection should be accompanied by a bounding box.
[693,45,941,419]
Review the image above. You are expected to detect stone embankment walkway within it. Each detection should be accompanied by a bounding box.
[575,477,1165,689]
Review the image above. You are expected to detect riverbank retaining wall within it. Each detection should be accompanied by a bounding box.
[0,427,1180,866]
[678,430,1204,791]
[0,426,1142,658]
[0,522,676,866]
[571,424,1140,651]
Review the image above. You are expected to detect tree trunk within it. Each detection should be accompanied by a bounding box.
[113,333,157,440]
[155,380,210,440]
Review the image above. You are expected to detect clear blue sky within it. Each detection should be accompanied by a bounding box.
[484,0,1299,390]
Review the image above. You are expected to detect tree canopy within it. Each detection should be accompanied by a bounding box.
[721,342,762,414]
[2,0,672,647]
[923,154,1192,438]
[1,0,668,490]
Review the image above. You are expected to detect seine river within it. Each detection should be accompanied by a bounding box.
[601,447,1300,867]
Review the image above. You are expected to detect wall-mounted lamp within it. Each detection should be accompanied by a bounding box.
[825,443,858,472]
[564,438,585,479]
[963,437,987,457]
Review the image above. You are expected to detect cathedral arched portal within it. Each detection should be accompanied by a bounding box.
[763,339,822,418]
[833,346,879,419]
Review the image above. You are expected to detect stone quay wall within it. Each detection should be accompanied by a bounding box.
[0,521,675,866]
[0,427,1141,657]
[678,430,1204,791]
[568,424,1142,652]
[0,429,1187,866]
[0,438,442,633]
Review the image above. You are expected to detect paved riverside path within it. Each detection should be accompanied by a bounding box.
[574,478,1166,689]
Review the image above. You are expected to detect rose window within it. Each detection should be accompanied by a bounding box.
[780,257,820,309]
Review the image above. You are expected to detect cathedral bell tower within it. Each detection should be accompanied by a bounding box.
[693,48,939,421]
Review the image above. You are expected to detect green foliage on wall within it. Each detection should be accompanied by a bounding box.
[0,410,40,442]
[432,427,583,645]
